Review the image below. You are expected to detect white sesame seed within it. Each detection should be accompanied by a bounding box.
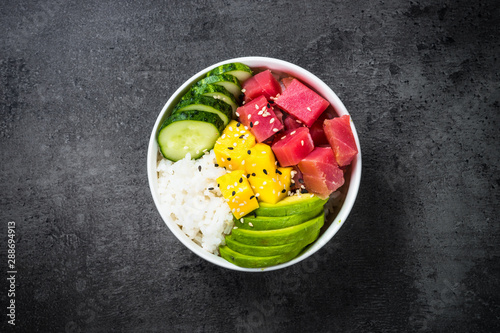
[281,135,286,140]
[241,160,245,165]
[229,127,233,131]
[255,193,260,197]
[237,208,240,212]
[254,121,259,126]
[240,218,244,223]
[255,104,259,109]
[290,130,296,135]
[272,128,279,132]
[241,88,246,93]
[235,111,240,117]
[263,181,267,185]
[248,114,252,119]
[233,226,238,229]
[270,118,275,124]
[301,140,304,146]
[221,134,226,139]
[307,107,311,111]
[249,222,254,227]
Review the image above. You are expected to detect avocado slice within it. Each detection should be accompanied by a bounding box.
[219,244,303,268]
[235,205,324,230]
[225,227,321,257]
[254,194,328,217]
[231,213,324,246]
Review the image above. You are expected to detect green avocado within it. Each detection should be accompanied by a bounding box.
[253,194,328,217]
[231,213,324,246]
[235,205,324,230]
[225,227,320,257]
[219,244,303,268]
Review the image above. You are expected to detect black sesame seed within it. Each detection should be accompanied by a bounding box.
[276,169,282,175]
[239,178,243,183]
[228,147,234,150]
[247,150,251,154]
[208,187,214,190]
[237,122,241,127]
[246,174,250,178]
[252,173,256,177]
[217,183,220,187]
[232,191,236,196]
[301,189,308,193]
[269,100,274,104]
[239,135,245,139]
[250,195,255,200]
[263,169,268,175]
[198,166,202,172]
[299,178,304,184]
[227,157,231,161]
[250,122,253,128]
[281,189,286,193]
[214,163,219,167]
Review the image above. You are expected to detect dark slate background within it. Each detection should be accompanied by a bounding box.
[1,0,499,332]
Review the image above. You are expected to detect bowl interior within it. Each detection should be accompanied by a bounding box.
[147,57,362,272]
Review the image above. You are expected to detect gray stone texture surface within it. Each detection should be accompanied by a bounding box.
[1,0,499,332]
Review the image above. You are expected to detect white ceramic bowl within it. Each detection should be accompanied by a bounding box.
[147,57,362,272]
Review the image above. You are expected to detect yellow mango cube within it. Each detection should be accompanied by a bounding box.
[217,170,259,219]
[245,143,277,178]
[214,120,256,171]
[249,167,293,204]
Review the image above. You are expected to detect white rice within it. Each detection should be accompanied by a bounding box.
[156,151,234,254]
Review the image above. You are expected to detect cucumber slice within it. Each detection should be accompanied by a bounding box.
[173,95,233,125]
[195,74,241,99]
[182,84,239,113]
[206,63,253,82]
[157,110,224,161]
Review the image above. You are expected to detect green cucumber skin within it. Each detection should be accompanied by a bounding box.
[182,83,238,107]
[173,96,233,125]
[195,74,241,98]
[157,110,224,161]
[206,63,253,82]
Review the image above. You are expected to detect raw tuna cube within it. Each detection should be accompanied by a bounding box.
[310,112,334,146]
[281,77,295,89]
[323,115,358,167]
[283,115,303,131]
[275,79,330,127]
[242,70,282,102]
[271,127,314,167]
[298,147,344,198]
[237,95,284,142]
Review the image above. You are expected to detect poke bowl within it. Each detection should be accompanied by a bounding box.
[147,56,361,272]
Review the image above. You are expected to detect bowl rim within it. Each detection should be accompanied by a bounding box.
[147,56,362,272]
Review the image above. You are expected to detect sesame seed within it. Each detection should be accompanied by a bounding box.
[234,182,238,186]
[233,142,237,146]
[228,147,234,150]
[228,165,232,169]
[235,111,240,117]
[233,226,238,229]
[307,107,312,111]
[281,189,286,193]
[252,173,256,177]
[263,181,267,185]
[250,195,255,200]
[208,187,214,190]
[250,122,253,128]
[254,121,259,126]
[270,118,275,124]
[249,222,254,227]
[229,127,233,131]
[296,119,302,124]
[239,203,244,207]
[215,163,219,167]
[239,177,243,183]
[267,103,270,108]
[260,186,264,189]
[276,169,282,175]
[273,128,279,132]
[246,174,250,178]
[255,193,260,197]
[237,122,241,127]
[247,150,251,154]
[241,160,245,165]
[261,150,266,154]
[237,208,240,212]
[221,134,226,139]
[198,166,202,172]
[263,169,268,175]
[301,140,304,146]
[227,157,231,161]
[273,189,275,194]
[232,208,235,213]
[255,104,259,109]
[248,114,252,119]
[290,130,296,135]
[241,88,246,93]
[221,158,225,162]
[281,135,286,140]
